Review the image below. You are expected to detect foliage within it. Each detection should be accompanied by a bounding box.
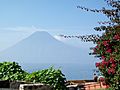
[94,29,120,89]
[78,0,120,90]
[0,62,67,89]
[25,67,67,90]
[0,62,27,80]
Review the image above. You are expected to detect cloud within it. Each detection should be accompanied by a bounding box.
[0,26,68,35]
[54,35,67,41]
[0,26,44,32]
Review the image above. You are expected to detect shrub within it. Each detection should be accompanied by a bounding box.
[0,62,67,89]
[0,62,27,80]
[25,67,67,90]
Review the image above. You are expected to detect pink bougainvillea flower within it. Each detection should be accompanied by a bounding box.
[95,45,99,49]
[106,49,112,53]
[102,60,109,66]
[108,68,115,74]
[111,64,116,68]
[101,56,105,59]
[95,62,100,67]
[113,34,120,40]
[103,41,109,46]
[109,57,115,64]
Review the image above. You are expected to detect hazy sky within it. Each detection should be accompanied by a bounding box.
[0,0,109,51]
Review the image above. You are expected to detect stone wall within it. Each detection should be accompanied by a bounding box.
[19,83,53,90]
[10,81,31,89]
[0,88,18,90]
[0,80,10,88]
[0,81,53,90]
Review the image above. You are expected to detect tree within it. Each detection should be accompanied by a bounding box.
[79,1,120,89]
[60,0,120,89]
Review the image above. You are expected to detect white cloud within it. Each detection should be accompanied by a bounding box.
[54,35,67,41]
[0,26,45,32]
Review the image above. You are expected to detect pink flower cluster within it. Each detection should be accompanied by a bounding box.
[109,57,115,64]
[95,62,100,67]
[114,34,120,40]
[95,56,116,75]
[106,49,112,53]
[108,68,115,74]
[103,40,110,46]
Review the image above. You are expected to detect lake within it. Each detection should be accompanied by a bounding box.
[21,63,96,80]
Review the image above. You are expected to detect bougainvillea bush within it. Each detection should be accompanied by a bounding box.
[77,0,120,89]
[89,1,120,90]
[94,29,120,89]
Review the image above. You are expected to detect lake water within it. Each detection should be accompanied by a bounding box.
[21,63,96,80]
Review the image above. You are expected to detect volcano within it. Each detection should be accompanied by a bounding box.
[0,31,93,64]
